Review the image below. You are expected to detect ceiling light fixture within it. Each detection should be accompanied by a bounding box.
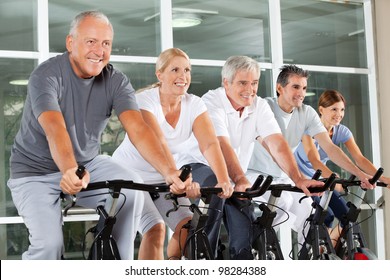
[9,79,29,86]
[172,13,202,28]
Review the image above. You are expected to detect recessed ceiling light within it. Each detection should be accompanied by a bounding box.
[9,79,29,86]
[172,14,202,28]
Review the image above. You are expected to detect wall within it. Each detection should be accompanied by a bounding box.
[373,0,390,259]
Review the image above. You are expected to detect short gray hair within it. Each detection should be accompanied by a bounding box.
[221,56,260,84]
[69,11,113,37]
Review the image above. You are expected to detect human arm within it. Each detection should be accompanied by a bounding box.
[38,111,89,194]
[192,112,233,198]
[139,109,198,196]
[344,136,390,185]
[261,133,324,196]
[119,110,188,193]
[301,134,344,192]
[217,136,251,192]
[314,131,374,189]
[140,110,177,168]
[301,135,334,177]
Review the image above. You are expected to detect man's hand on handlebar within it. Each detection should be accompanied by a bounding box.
[217,181,234,199]
[233,176,252,193]
[294,178,324,197]
[60,166,90,195]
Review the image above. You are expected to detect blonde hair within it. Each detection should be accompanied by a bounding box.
[136,48,190,93]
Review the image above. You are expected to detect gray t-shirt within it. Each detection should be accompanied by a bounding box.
[247,97,326,178]
[10,52,139,178]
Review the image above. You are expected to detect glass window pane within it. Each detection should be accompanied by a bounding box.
[49,0,161,56]
[258,69,273,98]
[305,72,371,171]
[172,0,270,62]
[0,0,38,51]
[1,59,37,219]
[281,0,367,68]
[190,67,271,99]
[0,221,116,260]
[100,63,272,155]
[100,62,157,154]
[114,63,271,99]
[1,224,28,259]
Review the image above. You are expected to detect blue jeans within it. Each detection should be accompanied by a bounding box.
[223,197,256,259]
[186,163,223,259]
[313,190,349,228]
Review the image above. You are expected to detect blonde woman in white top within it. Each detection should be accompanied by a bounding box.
[113,48,232,259]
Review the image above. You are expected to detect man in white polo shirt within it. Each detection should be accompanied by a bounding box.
[177,56,323,259]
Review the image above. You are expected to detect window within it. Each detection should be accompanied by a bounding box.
[280,0,367,68]
[173,0,271,62]
[0,0,382,259]
[0,0,37,51]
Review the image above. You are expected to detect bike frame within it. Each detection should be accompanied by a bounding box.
[334,168,386,260]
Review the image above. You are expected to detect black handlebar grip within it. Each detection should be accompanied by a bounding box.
[369,167,384,184]
[324,173,337,190]
[248,175,264,191]
[179,165,192,182]
[312,169,322,180]
[76,165,86,179]
[258,175,273,197]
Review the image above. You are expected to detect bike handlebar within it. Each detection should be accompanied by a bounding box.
[79,169,265,200]
[80,164,192,194]
[165,174,267,200]
[266,172,336,194]
[82,180,170,193]
[166,170,334,201]
[327,167,387,188]
[74,166,385,213]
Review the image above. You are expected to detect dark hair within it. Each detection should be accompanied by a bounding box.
[318,89,346,115]
[276,65,309,96]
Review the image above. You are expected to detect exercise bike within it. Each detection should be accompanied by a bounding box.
[63,165,191,260]
[333,167,387,260]
[165,174,266,260]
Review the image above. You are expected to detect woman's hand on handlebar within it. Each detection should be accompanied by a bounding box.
[60,166,90,195]
[183,182,201,198]
[216,181,234,199]
[376,175,390,188]
[357,171,375,190]
[381,176,390,189]
[166,168,192,194]
[295,178,324,197]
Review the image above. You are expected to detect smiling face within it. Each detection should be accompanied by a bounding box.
[319,101,345,127]
[156,55,191,96]
[277,74,307,113]
[66,15,113,79]
[223,69,259,111]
